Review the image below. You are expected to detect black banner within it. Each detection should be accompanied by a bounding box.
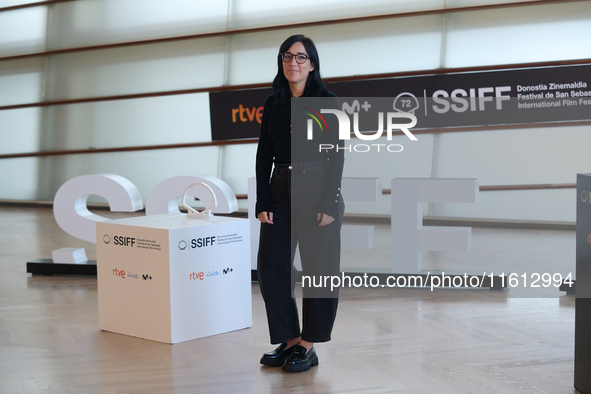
[209,64,591,141]
[209,88,272,141]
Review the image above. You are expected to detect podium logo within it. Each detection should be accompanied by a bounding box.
[112,269,152,280]
[189,271,220,280]
[190,271,204,280]
[113,268,126,279]
[191,236,216,248]
[302,102,417,154]
[178,237,216,251]
[113,236,135,247]
[223,267,234,275]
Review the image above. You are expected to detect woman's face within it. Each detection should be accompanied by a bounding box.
[282,41,314,93]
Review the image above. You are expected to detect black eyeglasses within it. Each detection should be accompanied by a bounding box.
[281,52,309,64]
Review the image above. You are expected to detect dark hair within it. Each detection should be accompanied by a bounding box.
[272,34,328,104]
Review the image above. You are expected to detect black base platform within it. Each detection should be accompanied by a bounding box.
[27,259,97,276]
[27,258,257,280]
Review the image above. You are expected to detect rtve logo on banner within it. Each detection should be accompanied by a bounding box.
[232,104,264,124]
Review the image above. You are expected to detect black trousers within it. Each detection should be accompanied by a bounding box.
[257,161,344,344]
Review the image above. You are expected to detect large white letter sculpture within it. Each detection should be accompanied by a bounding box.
[340,177,381,250]
[52,174,144,263]
[53,174,237,264]
[391,178,478,274]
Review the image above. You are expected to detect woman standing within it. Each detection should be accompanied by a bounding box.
[255,34,345,373]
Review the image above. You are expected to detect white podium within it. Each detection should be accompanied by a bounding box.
[96,213,251,344]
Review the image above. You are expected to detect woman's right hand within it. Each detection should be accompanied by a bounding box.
[257,211,274,224]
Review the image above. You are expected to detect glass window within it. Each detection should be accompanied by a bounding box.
[443,2,591,67]
[44,37,226,100]
[0,0,44,9]
[0,108,42,154]
[228,0,444,29]
[226,15,444,85]
[47,0,230,49]
[0,158,40,200]
[43,93,212,151]
[36,147,222,202]
[0,58,44,106]
[0,7,47,57]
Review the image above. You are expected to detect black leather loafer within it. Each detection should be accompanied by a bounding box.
[260,342,297,367]
[282,345,319,372]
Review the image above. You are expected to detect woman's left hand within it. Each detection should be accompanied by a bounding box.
[317,213,335,226]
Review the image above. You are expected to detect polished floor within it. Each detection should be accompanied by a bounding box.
[0,206,578,393]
